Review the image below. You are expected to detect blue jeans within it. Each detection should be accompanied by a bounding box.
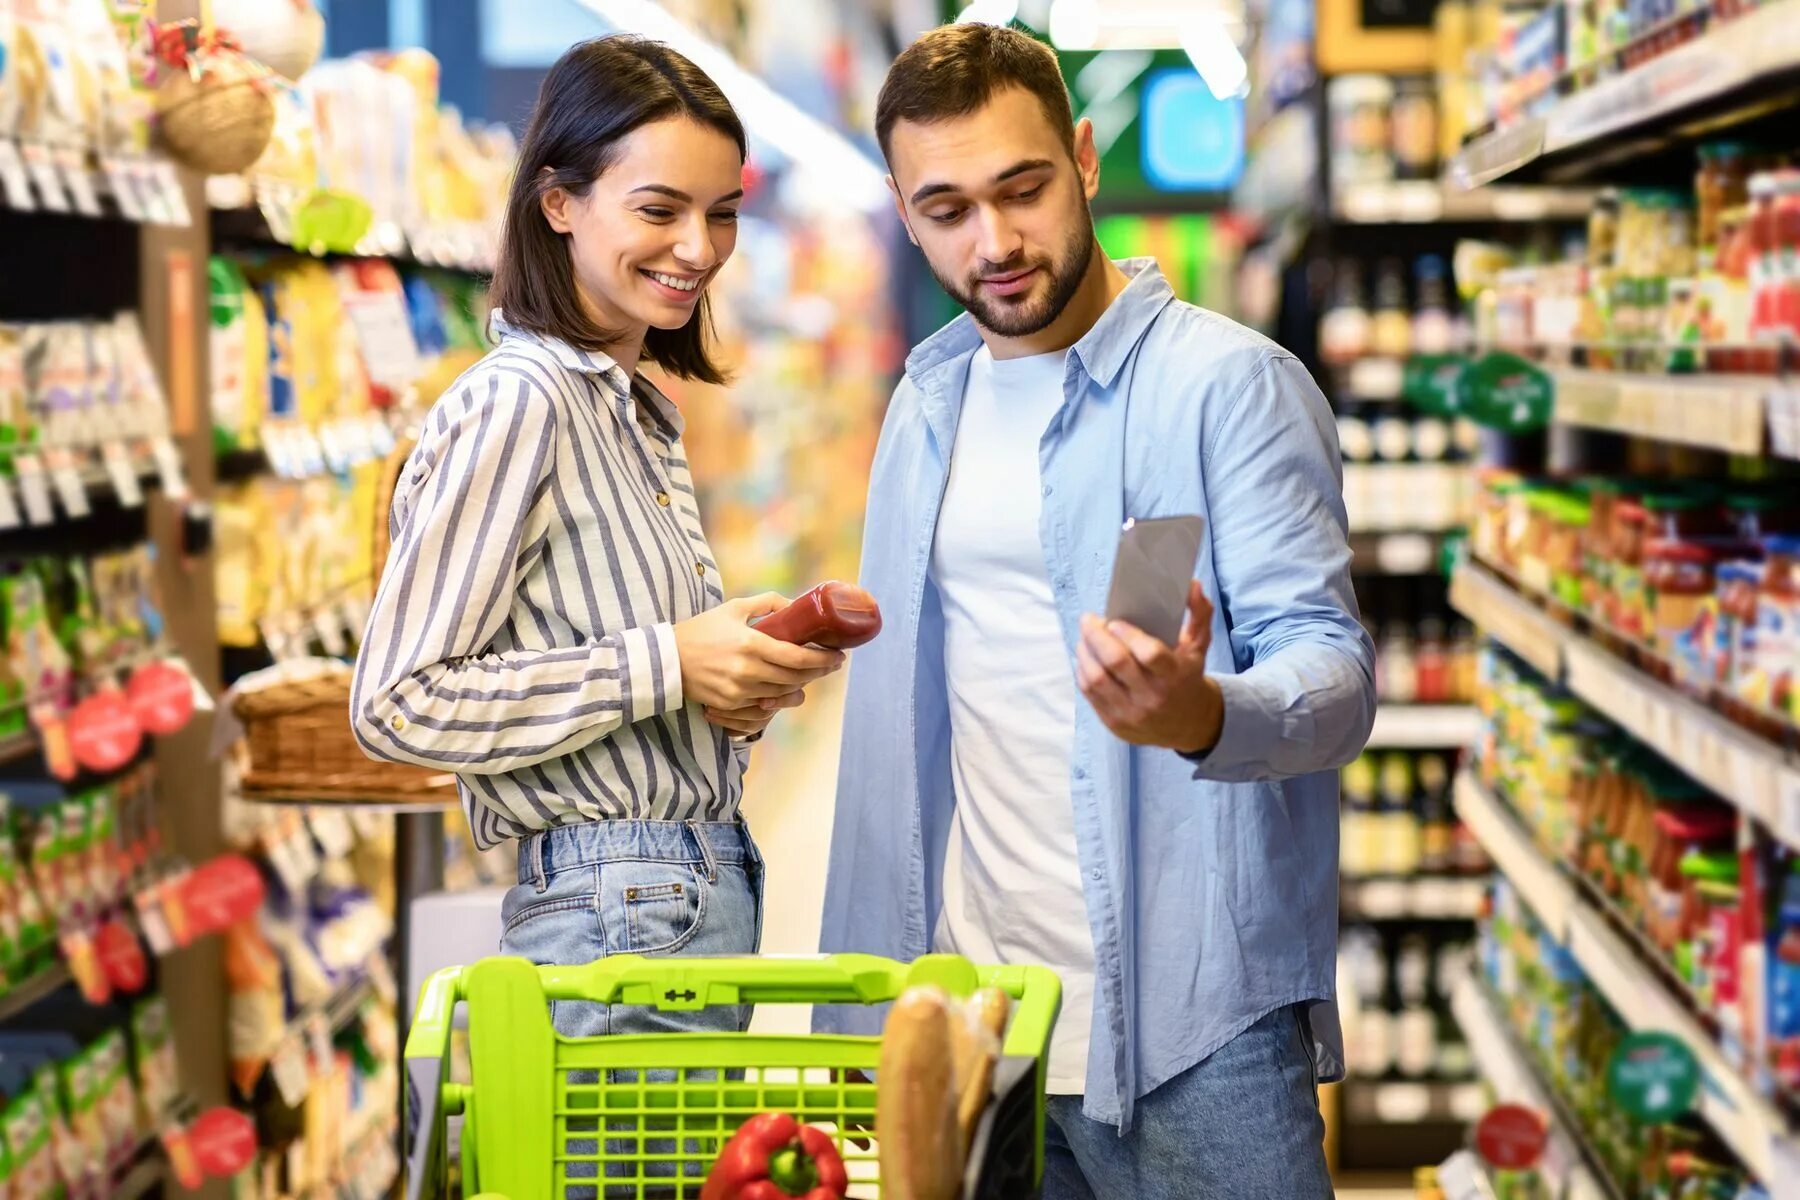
[499,818,766,1035]
[1044,1004,1332,1200]
[497,820,765,1199]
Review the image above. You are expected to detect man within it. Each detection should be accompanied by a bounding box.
[817,21,1375,1199]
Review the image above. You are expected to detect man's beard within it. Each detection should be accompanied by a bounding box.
[932,210,1096,338]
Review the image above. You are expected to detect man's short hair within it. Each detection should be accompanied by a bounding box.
[875,23,1076,164]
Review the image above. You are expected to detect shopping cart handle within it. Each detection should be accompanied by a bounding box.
[535,953,940,1008]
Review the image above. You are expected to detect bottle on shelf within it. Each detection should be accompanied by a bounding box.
[1379,750,1423,876]
[1396,931,1438,1078]
[1413,254,1457,356]
[1321,260,1373,366]
[1418,752,1456,873]
[1371,258,1414,360]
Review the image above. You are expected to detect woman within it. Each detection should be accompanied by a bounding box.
[351,36,841,1040]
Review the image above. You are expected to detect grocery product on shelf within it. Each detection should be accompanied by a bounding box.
[0,0,189,225]
[2,543,200,781]
[1470,473,1800,733]
[1476,877,1760,1196]
[1342,922,1478,1081]
[1471,643,1800,1109]
[0,313,186,524]
[209,48,516,269]
[1344,749,1490,878]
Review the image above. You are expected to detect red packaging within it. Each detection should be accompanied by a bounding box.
[753,583,883,650]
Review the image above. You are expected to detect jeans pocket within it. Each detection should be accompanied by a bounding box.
[605,861,707,955]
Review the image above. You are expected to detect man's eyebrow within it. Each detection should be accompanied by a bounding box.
[908,158,1056,206]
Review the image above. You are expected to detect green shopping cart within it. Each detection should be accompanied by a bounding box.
[403,953,1061,1200]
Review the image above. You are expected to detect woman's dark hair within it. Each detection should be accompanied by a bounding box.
[490,36,746,385]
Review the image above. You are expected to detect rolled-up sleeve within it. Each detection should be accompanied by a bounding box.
[1187,355,1376,781]
[350,371,684,775]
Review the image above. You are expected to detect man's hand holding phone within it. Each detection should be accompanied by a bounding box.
[1077,579,1225,755]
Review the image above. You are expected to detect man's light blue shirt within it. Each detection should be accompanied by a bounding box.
[816,259,1377,1129]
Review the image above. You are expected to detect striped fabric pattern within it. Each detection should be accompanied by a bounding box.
[350,314,741,849]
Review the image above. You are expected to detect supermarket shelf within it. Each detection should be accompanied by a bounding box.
[1350,532,1454,576]
[1450,0,1800,187]
[1455,771,1800,1183]
[1367,705,1480,749]
[1450,559,1800,854]
[210,203,494,274]
[1343,875,1486,922]
[1448,561,1567,680]
[0,963,73,1023]
[1341,1078,1486,1125]
[1453,773,1576,938]
[1448,969,1617,1200]
[1550,368,1775,456]
[1334,181,1596,224]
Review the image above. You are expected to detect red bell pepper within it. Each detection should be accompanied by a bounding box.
[701,1112,850,1200]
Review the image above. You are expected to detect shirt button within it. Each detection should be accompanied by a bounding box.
[656,492,671,507]
[390,714,406,731]
[694,562,707,576]
[1090,869,1102,881]
[1042,484,1052,497]
[1074,767,1087,780]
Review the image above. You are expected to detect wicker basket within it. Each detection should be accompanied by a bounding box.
[156,48,276,176]
[234,669,458,803]
[233,434,456,806]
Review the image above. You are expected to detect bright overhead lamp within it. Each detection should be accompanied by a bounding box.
[1179,15,1249,100]
[569,0,888,213]
[1046,0,1245,50]
[956,0,1021,25]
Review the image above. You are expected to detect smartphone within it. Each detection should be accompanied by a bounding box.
[1103,515,1206,645]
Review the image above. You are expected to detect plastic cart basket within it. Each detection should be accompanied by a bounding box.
[404,953,1061,1200]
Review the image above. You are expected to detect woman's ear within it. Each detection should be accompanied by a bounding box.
[539,168,576,234]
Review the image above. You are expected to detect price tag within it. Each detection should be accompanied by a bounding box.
[48,460,90,519]
[129,161,168,226]
[306,809,356,861]
[269,1034,311,1107]
[19,143,70,212]
[262,826,312,895]
[366,951,398,1005]
[100,157,146,223]
[150,436,188,500]
[1776,767,1800,852]
[313,607,349,658]
[101,442,144,508]
[297,428,327,478]
[0,140,37,210]
[56,148,102,218]
[14,456,56,526]
[0,477,21,530]
[133,886,176,956]
[152,161,191,227]
[306,1014,333,1070]
[1770,1130,1800,1200]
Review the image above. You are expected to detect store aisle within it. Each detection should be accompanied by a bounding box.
[740,672,850,1034]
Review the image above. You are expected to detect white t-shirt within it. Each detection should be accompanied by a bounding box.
[929,345,1097,1095]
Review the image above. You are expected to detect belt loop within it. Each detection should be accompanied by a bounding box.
[688,820,719,884]
[529,830,549,893]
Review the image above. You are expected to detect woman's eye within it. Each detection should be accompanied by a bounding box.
[709,210,740,224]
[639,207,675,220]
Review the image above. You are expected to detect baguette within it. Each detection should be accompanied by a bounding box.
[878,987,962,1200]
[955,988,1009,1155]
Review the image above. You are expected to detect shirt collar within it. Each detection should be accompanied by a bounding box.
[489,309,686,440]
[902,257,1175,391]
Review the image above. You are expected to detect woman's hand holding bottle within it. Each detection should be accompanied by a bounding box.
[674,595,845,733]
